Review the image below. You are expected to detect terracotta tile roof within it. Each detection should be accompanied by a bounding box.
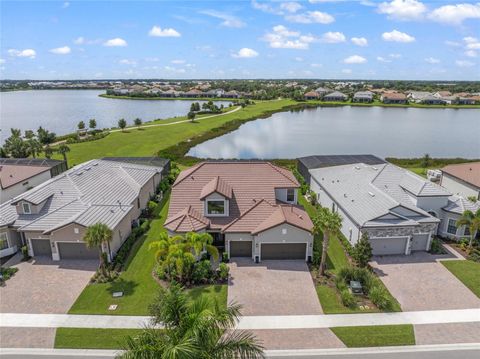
[382,92,406,100]
[442,162,480,189]
[0,165,50,189]
[200,176,233,199]
[165,162,309,234]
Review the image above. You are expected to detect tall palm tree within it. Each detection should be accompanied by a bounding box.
[456,209,480,248]
[44,145,53,159]
[57,144,70,166]
[185,232,219,261]
[84,223,113,272]
[118,283,264,359]
[314,207,343,276]
[27,138,42,158]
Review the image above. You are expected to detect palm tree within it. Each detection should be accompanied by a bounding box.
[185,232,219,261]
[314,207,343,276]
[57,144,70,166]
[456,209,480,249]
[44,145,53,159]
[118,283,264,359]
[84,223,113,273]
[27,138,42,158]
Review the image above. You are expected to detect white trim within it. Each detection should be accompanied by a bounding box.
[204,199,229,217]
[445,217,458,236]
[22,202,31,214]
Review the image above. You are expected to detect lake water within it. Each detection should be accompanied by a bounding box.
[188,106,480,159]
[0,90,230,141]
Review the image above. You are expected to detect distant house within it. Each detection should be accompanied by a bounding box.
[304,91,320,100]
[314,87,330,97]
[223,90,240,99]
[434,91,452,98]
[0,158,169,261]
[407,91,433,103]
[441,162,480,200]
[421,95,446,105]
[183,89,204,98]
[353,91,373,103]
[323,91,348,102]
[0,158,67,204]
[457,97,476,105]
[381,92,407,104]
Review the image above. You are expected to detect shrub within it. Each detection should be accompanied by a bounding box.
[192,260,213,284]
[147,201,158,215]
[222,252,229,263]
[0,267,19,282]
[368,285,393,311]
[352,233,372,268]
[340,288,357,308]
[468,249,480,263]
[429,237,446,254]
[21,245,30,261]
[312,250,321,266]
[217,263,230,281]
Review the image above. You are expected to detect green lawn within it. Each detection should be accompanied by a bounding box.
[441,260,480,298]
[68,194,227,315]
[55,328,142,349]
[331,325,415,347]
[55,99,297,166]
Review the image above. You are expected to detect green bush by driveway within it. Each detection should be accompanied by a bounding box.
[441,260,480,298]
[331,325,415,347]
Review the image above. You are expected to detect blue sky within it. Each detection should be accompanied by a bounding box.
[1,0,479,80]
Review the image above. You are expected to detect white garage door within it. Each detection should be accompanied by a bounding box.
[370,237,407,255]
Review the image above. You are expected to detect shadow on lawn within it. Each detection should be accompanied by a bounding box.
[107,278,139,297]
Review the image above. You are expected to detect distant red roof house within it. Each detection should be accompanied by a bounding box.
[381,92,407,104]
[165,162,314,261]
[441,162,480,200]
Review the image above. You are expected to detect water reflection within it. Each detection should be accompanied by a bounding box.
[188,106,480,159]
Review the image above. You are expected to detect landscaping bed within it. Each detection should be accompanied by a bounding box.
[331,325,415,347]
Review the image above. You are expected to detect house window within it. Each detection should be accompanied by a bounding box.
[447,219,457,234]
[22,203,31,214]
[207,200,225,215]
[464,226,470,236]
[0,232,8,250]
[286,188,295,202]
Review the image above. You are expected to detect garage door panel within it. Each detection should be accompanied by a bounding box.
[262,243,306,260]
[57,242,99,259]
[411,234,429,251]
[31,239,52,257]
[371,237,407,256]
[230,241,252,257]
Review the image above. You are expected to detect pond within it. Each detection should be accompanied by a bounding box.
[0,89,231,141]
[188,106,480,159]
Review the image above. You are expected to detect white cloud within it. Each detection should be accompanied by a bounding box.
[295,56,304,62]
[342,68,352,74]
[456,60,475,67]
[148,26,181,37]
[382,30,415,42]
[377,56,391,62]
[464,37,480,50]
[262,25,316,49]
[103,38,127,47]
[445,40,461,47]
[351,37,368,46]
[0,58,5,64]
[389,53,402,58]
[429,3,480,25]
[119,59,137,65]
[320,31,346,43]
[171,59,186,64]
[424,57,440,64]
[252,0,283,15]
[62,2,70,9]
[465,50,477,58]
[232,48,259,58]
[74,37,84,45]
[200,10,245,28]
[7,49,36,59]
[343,55,367,64]
[311,63,322,67]
[378,0,427,21]
[164,66,186,74]
[49,46,71,55]
[280,2,303,13]
[285,11,334,24]
[309,0,346,3]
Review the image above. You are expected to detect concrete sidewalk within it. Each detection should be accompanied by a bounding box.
[1,308,479,330]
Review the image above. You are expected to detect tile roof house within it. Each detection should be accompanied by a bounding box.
[380,92,407,104]
[165,161,313,261]
[0,158,168,261]
[441,162,480,201]
[353,91,374,103]
[303,160,468,255]
[0,158,67,204]
[323,91,348,102]
[304,91,320,100]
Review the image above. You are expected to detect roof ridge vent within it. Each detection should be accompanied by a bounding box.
[355,166,361,170]
[368,191,375,197]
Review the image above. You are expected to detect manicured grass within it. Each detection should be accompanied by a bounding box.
[68,194,227,315]
[441,260,480,298]
[54,99,298,166]
[55,328,142,349]
[186,284,228,306]
[331,325,415,347]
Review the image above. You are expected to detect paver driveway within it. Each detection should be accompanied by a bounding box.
[371,252,480,311]
[0,254,97,314]
[228,259,322,316]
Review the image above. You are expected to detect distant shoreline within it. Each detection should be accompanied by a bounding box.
[99,94,480,109]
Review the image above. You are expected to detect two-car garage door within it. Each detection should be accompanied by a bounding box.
[57,242,99,259]
[261,243,306,260]
[370,237,407,256]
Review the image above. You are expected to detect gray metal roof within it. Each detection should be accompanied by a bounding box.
[298,154,385,170]
[443,195,480,215]
[6,159,164,233]
[310,163,444,227]
[353,91,374,98]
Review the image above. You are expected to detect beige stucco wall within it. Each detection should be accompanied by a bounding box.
[255,223,313,259]
[441,174,479,200]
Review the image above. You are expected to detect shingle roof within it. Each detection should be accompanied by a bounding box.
[166,162,310,234]
[4,159,164,233]
[442,162,480,189]
[310,163,443,227]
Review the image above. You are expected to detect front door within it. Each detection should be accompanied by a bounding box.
[210,232,225,251]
